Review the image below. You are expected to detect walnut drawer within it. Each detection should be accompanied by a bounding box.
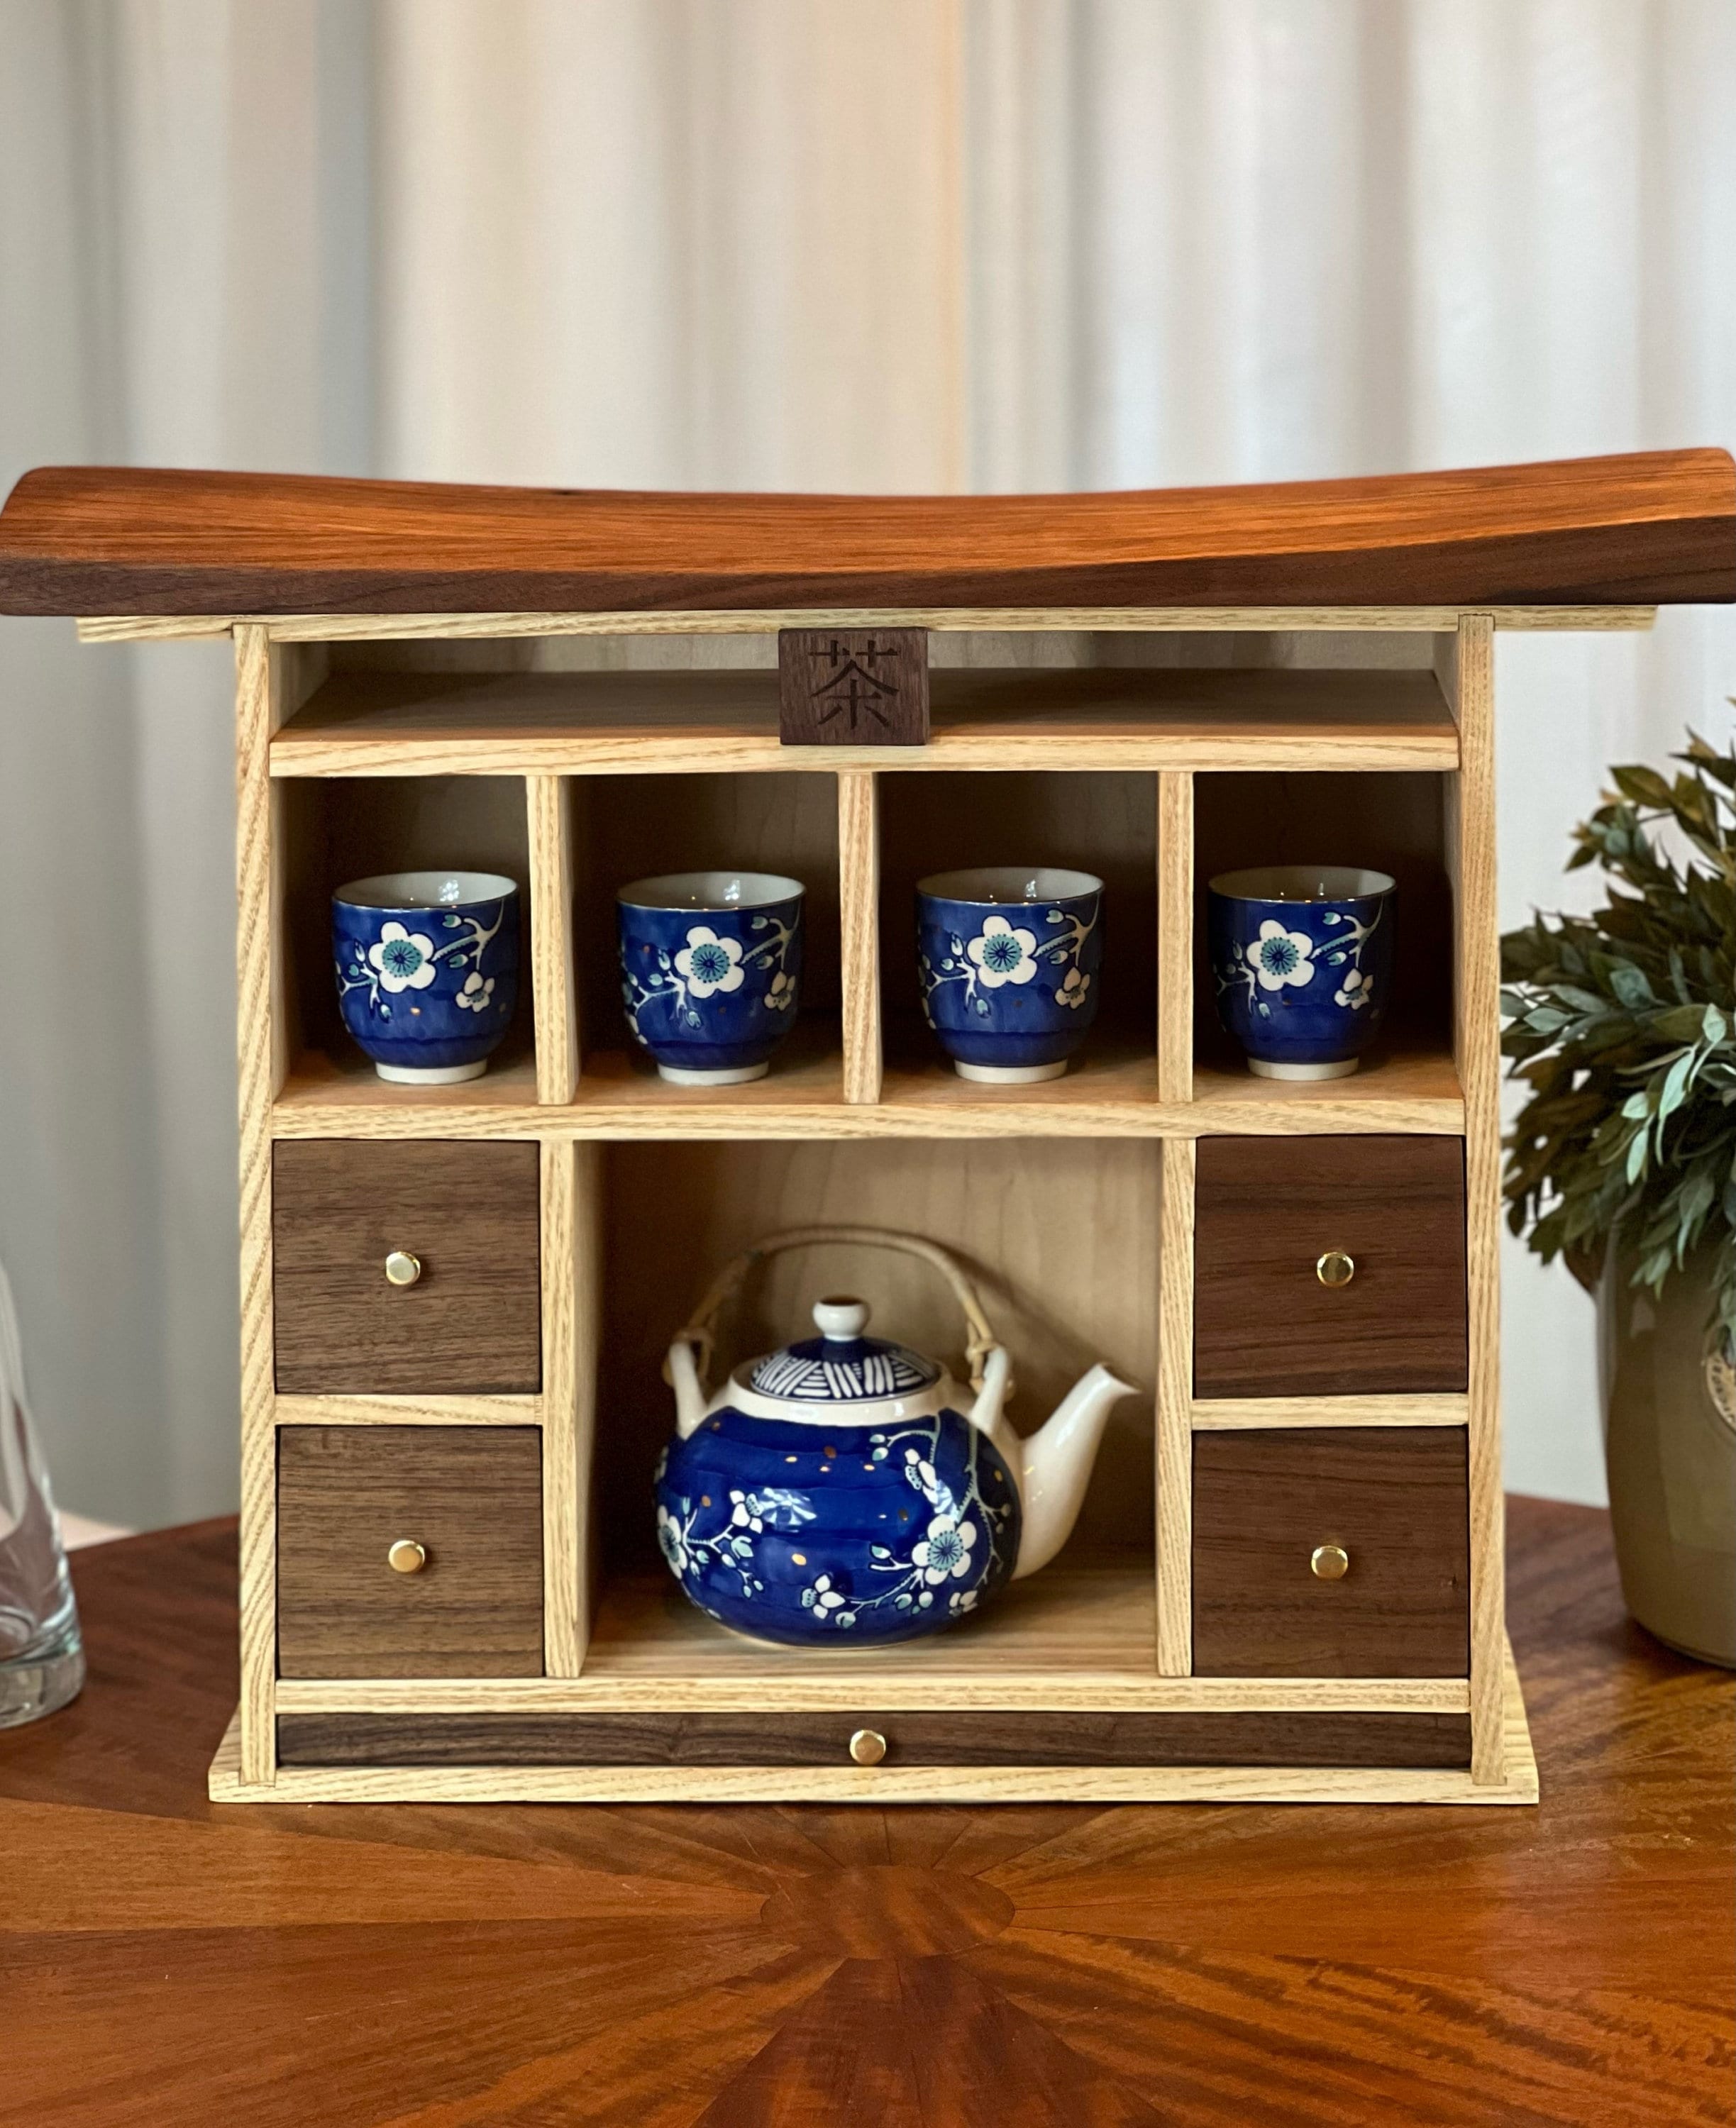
[277,1709,1471,1770]
[273,1141,541,1395]
[1192,1428,1470,1677]
[277,1426,544,1678]
[1193,1135,1468,1398]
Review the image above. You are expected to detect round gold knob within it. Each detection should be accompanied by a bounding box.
[387,1538,428,1575]
[848,1727,887,1767]
[384,1250,422,1288]
[1316,1250,1356,1289]
[1311,1543,1349,1581]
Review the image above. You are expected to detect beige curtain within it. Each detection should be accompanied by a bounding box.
[1,0,1732,1523]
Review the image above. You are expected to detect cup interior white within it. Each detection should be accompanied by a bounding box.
[333,870,518,910]
[917,865,1102,904]
[617,870,804,910]
[1209,865,1394,903]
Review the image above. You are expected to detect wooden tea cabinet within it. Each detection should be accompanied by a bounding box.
[4,451,1731,1805]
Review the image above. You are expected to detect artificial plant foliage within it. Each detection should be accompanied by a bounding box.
[1500,728,1736,1358]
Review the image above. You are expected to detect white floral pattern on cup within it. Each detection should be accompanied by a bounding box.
[368,921,439,994]
[673,926,746,998]
[966,915,1040,988]
[1246,920,1317,991]
[1334,965,1372,1010]
[337,899,508,1023]
[920,897,1100,1024]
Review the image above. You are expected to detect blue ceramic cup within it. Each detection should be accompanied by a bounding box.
[617,871,804,1085]
[1208,865,1395,1080]
[332,870,519,1084]
[917,866,1103,1082]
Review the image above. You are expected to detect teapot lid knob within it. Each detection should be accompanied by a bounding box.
[812,1295,870,1343]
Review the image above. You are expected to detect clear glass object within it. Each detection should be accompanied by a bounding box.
[0,1260,84,1727]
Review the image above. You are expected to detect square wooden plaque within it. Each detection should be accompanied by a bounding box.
[778,628,929,746]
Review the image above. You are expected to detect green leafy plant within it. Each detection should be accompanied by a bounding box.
[1500,728,1736,1358]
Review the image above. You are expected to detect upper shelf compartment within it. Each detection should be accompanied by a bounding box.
[1,449,1730,616]
[269,665,1461,776]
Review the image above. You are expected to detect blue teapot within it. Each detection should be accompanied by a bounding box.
[655,1238,1135,1646]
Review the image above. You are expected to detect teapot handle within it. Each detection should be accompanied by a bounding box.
[663,1225,1005,1400]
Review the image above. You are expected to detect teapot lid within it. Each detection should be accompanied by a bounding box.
[746,1297,940,1404]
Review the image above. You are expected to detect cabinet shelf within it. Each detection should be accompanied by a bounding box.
[270,1036,1463,1140]
[270,666,1464,777]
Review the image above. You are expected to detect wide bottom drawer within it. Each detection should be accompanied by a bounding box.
[278,1709,1471,1770]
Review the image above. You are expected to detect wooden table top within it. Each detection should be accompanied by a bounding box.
[1,1497,1728,2127]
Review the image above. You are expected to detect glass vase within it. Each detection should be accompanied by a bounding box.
[0,1260,84,1727]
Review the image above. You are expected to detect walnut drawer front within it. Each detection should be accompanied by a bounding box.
[1192,1428,1470,1677]
[277,1709,1471,1770]
[277,1426,544,1678]
[273,1141,541,1395]
[1193,1135,1467,1398]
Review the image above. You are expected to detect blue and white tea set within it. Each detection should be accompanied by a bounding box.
[329,857,1395,1085]
[1207,863,1395,1080]
[327,853,1394,1651]
[656,1233,1134,1646]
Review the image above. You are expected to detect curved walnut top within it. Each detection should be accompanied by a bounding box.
[0,449,1730,616]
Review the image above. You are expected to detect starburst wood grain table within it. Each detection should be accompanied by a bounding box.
[0,1497,1729,2127]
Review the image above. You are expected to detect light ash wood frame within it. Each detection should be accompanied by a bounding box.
[204,606,1553,1805]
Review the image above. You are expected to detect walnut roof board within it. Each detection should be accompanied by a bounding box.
[0,450,1730,616]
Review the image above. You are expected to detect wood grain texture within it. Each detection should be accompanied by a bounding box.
[1193,1135,1468,1397]
[272,1140,542,1395]
[277,1427,544,1678]
[268,664,1463,777]
[1193,1428,1471,1678]
[778,629,928,745]
[836,772,883,1103]
[1156,771,1193,1101]
[265,1043,1466,1142]
[526,773,578,1102]
[273,1392,539,1426]
[277,1707,1471,1770]
[1191,1394,1467,1429]
[1156,1138,1195,1675]
[9,1500,1719,2121]
[76,599,1663,641]
[6,450,1730,611]
[1440,615,1508,1784]
[233,625,282,1785]
[271,1666,1473,1717]
[538,1138,582,1676]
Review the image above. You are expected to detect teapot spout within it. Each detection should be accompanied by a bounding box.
[1011,1363,1137,1580]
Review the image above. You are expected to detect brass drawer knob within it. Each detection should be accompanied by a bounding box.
[384,1250,423,1288]
[387,1538,428,1575]
[848,1727,887,1767]
[1316,1249,1356,1289]
[1311,1543,1350,1581]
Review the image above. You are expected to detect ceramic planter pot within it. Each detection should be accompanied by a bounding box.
[1208,864,1394,1079]
[916,866,1103,1082]
[1598,1238,1736,1667]
[332,870,519,1083]
[617,871,804,1085]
